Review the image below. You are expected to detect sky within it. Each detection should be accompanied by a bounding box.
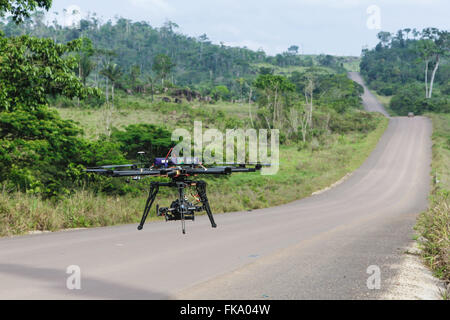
[47,0,450,56]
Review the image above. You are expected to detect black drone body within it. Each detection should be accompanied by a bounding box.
[86,150,263,234]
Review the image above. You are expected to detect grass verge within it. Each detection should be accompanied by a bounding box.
[416,113,450,298]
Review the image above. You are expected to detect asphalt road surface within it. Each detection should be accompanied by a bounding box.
[0,74,432,299]
[348,72,390,117]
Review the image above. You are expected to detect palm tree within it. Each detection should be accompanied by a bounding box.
[152,54,175,85]
[100,62,122,108]
[100,62,122,137]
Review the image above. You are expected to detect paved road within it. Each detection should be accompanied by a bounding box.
[348,72,390,117]
[0,74,432,299]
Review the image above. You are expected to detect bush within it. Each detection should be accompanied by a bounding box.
[390,83,450,115]
[329,110,379,134]
[111,123,174,160]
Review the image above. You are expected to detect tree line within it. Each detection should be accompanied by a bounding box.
[360,28,449,115]
[0,9,350,100]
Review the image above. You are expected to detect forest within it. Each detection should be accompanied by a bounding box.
[0,9,350,98]
[360,28,449,115]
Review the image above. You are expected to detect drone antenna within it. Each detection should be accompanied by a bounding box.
[165,148,174,161]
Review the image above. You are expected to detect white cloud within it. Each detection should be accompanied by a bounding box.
[128,0,173,14]
[295,0,444,7]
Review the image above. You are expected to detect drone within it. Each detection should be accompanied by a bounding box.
[85,149,265,234]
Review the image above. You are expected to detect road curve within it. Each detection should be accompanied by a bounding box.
[0,75,431,299]
[348,72,390,117]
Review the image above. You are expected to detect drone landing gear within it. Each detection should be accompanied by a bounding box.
[137,180,217,234]
[196,181,217,229]
[137,182,159,231]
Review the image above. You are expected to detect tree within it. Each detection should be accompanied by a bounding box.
[287,45,299,55]
[237,78,254,127]
[377,31,392,47]
[0,36,98,112]
[212,85,230,101]
[152,53,175,85]
[428,30,449,98]
[403,28,411,40]
[0,0,51,22]
[304,75,315,128]
[259,66,274,75]
[130,64,141,90]
[76,38,95,86]
[147,74,155,102]
[100,62,122,137]
[0,34,102,196]
[254,74,295,129]
[416,29,449,99]
[111,124,174,160]
[198,33,209,60]
[100,62,122,105]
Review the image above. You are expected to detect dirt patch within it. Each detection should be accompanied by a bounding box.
[382,242,447,300]
[311,172,353,196]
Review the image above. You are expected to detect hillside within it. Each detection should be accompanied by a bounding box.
[0,11,354,97]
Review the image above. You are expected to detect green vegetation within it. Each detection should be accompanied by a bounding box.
[0,11,343,96]
[0,115,387,237]
[0,1,387,237]
[0,9,361,100]
[361,28,449,115]
[416,113,450,291]
[0,31,108,198]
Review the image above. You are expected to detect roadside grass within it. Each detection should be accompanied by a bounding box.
[370,92,399,117]
[416,113,450,297]
[373,93,395,113]
[0,115,388,237]
[342,57,361,73]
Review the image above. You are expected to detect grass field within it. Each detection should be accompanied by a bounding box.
[416,113,450,290]
[342,57,361,72]
[0,113,388,237]
[55,95,258,139]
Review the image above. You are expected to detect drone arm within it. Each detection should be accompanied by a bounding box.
[85,169,164,177]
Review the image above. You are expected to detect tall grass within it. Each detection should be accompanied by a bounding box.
[416,113,450,296]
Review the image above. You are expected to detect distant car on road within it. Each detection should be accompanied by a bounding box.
[408,112,415,118]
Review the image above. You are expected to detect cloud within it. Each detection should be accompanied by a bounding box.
[295,0,444,7]
[128,0,172,14]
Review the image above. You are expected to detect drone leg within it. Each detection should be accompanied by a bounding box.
[196,181,217,228]
[178,183,186,235]
[137,182,159,230]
